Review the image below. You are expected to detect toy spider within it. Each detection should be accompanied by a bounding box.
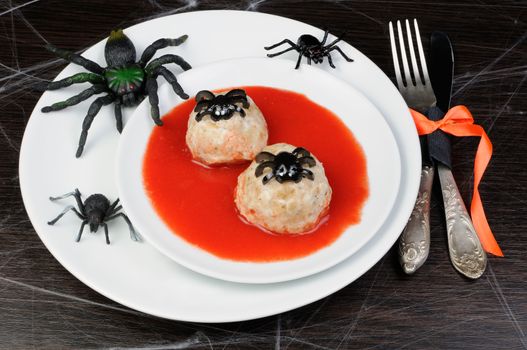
[264,30,353,69]
[40,29,192,157]
[47,188,140,244]
[255,147,316,184]
[194,89,250,122]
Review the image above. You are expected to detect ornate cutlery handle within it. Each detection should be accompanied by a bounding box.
[437,163,487,279]
[399,165,434,274]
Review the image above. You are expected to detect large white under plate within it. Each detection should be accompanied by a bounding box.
[19,10,420,322]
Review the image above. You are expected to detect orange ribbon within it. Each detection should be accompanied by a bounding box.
[410,105,503,257]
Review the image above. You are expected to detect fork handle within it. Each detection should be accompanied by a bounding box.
[398,165,434,274]
[437,163,487,279]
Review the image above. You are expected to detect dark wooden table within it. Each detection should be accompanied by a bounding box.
[1,1,525,349]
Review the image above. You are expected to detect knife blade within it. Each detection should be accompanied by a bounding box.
[429,31,487,279]
[430,32,454,111]
[427,32,453,168]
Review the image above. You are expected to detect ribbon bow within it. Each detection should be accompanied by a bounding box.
[410,105,503,257]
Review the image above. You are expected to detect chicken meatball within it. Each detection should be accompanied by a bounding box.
[235,143,332,234]
[186,89,268,165]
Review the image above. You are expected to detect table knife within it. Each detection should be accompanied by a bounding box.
[429,31,487,279]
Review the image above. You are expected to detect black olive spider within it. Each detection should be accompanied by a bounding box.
[194,89,250,122]
[255,147,317,184]
[264,30,354,69]
[40,29,192,158]
[47,188,140,244]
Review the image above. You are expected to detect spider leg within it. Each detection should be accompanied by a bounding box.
[145,76,162,126]
[255,161,275,177]
[266,46,296,58]
[139,35,189,66]
[49,188,85,214]
[320,29,329,45]
[195,90,215,103]
[105,204,124,221]
[255,152,276,163]
[307,56,312,65]
[153,66,189,100]
[110,205,123,215]
[76,221,87,242]
[298,156,316,167]
[263,172,275,185]
[102,223,110,245]
[264,39,297,50]
[76,95,115,158]
[235,106,246,117]
[325,37,342,48]
[45,44,104,75]
[292,147,311,158]
[302,169,315,181]
[326,46,354,62]
[194,100,209,113]
[49,189,75,201]
[37,73,105,91]
[41,85,107,113]
[195,110,213,122]
[225,89,246,98]
[295,50,306,69]
[106,213,141,242]
[145,54,192,74]
[230,96,250,109]
[326,52,336,69]
[48,205,85,225]
[114,101,123,133]
[73,188,85,214]
[106,198,120,216]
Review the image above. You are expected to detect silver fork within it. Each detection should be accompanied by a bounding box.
[389,19,434,274]
[389,19,487,278]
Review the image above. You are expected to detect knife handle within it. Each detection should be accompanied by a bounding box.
[398,165,434,274]
[437,163,487,279]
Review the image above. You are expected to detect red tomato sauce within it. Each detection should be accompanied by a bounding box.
[142,86,369,262]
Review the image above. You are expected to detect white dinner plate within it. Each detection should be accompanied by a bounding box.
[116,58,401,284]
[19,10,420,322]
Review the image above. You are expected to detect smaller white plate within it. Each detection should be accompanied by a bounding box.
[116,58,401,284]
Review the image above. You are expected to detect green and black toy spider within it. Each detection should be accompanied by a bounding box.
[40,29,191,157]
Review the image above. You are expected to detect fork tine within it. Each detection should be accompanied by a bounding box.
[405,19,421,85]
[413,19,431,85]
[396,20,412,87]
[389,21,404,90]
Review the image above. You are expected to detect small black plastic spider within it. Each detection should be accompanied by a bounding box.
[255,147,317,184]
[40,29,192,157]
[264,30,353,69]
[194,89,250,122]
[47,188,140,244]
